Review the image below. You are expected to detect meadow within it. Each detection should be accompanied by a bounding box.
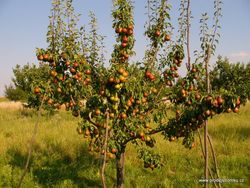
[0,99,249,188]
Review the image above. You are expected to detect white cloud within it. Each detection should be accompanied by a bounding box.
[228,51,250,63]
[230,51,250,58]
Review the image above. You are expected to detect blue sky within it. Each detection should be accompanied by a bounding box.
[0,0,250,96]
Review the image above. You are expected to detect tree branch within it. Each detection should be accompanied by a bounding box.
[186,0,191,71]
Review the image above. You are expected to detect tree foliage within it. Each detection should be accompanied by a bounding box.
[210,56,250,103]
[4,85,26,102]
[5,64,50,104]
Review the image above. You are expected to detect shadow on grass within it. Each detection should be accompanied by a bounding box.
[7,143,102,188]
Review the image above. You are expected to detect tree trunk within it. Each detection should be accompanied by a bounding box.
[204,45,211,188]
[116,152,125,188]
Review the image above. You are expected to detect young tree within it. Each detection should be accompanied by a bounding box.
[31,0,242,187]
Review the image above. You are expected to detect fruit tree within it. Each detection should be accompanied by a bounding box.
[32,0,243,187]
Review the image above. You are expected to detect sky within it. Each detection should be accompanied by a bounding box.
[0,0,250,96]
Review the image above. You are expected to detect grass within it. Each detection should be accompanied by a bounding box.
[0,97,9,102]
[0,101,249,188]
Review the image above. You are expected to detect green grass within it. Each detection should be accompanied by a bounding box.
[0,103,249,188]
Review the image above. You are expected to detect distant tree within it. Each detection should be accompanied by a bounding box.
[210,56,250,103]
[4,63,50,104]
[4,85,26,101]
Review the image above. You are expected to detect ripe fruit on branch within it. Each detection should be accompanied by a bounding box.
[169,136,176,142]
[139,131,145,138]
[50,70,57,77]
[119,75,127,83]
[146,136,151,142]
[170,67,175,71]
[95,108,101,116]
[166,80,173,87]
[149,74,155,81]
[141,97,147,103]
[205,110,211,116]
[85,69,91,75]
[76,72,82,78]
[37,55,43,61]
[181,89,186,95]
[47,98,53,105]
[191,68,197,73]
[145,70,156,81]
[57,87,62,93]
[152,88,157,94]
[155,30,161,37]
[122,36,128,43]
[84,78,91,85]
[145,71,151,77]
[120,113,127,119]
[164,34,171,41]
[122,28,128,34]
[43,54,49,61]
[128,25,133,30]
[110,113,115,118]
[34,87,41,94]
[118,67,125,74]
[233,107,239,113]
[99,89,105,96]
[143,92,149,97]
[194,92,200,99]
[127,29,133,36]
[73,62,79,68]
[217,96,223,105]
[65,61,71,66]
[115,84,122,89]
[85,129,90,136]
[109,77,115,83]
[115,27,122,34]
[70,68,76,74]
[127,100,132,107]
[191,142,196,148]
[111,148,118,154]
[212,99,218,107]
[122,71,129,77]
[121,42,127,48]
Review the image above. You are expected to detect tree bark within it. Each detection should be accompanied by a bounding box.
[204,121,209,188]
[116,152,125,188]
[100,111,109,188]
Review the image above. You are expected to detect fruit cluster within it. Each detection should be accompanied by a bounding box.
[35,49,93,115]
[147,28,171,47]
[145,1,171,48]
[164,94,241,148]
[164,45,185,86]
[112,0,135,64]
